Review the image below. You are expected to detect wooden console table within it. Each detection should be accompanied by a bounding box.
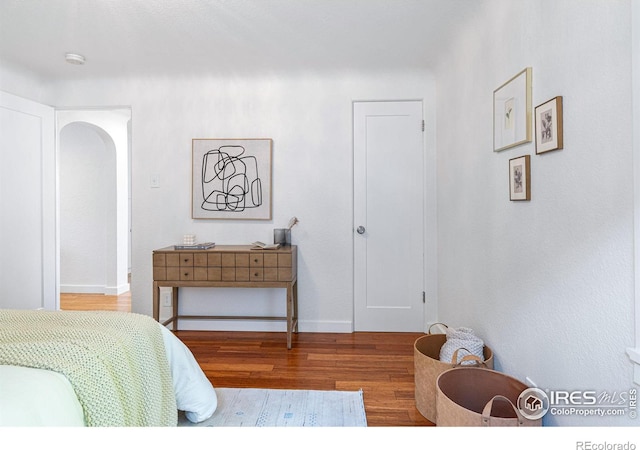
[152,244,298,349]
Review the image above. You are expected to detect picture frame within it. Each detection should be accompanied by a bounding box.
[509,155,531,201]
[493,67,533,152]
[535,96,563,154]
[192,138,272,220]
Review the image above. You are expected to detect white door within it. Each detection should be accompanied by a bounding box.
[353,100,424,331]
[0,91,57,310]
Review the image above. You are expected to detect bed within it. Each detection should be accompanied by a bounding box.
[0,309,217,426]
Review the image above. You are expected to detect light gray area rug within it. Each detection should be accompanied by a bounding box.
[178,388,367,427]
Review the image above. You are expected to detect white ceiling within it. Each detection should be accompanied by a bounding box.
[0,0,484,81]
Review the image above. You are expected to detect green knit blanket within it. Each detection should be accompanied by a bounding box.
[0,309,177,426]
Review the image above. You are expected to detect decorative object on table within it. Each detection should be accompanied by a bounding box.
[535,96,563,154]
[183,234,196,245]
[414,323,493,423]
[273,216,299,245]
[173,242,215,250]
[251,241,281,250]
[493,67,532,152]
[192,138,272,220]
[509,155,531,201]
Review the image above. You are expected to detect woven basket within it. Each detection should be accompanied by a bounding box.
[414,332,493,423]
[435,367,541,426]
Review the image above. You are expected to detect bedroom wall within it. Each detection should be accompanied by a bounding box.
[58,122,113,293]
[42,70,437,332]
[0,63,51,104]
[435,0,635,426]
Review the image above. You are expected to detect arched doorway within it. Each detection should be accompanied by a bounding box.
[57,109,131,309]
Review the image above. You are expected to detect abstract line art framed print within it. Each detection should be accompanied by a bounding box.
[192,138,272,220]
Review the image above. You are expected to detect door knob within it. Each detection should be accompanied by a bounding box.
[356,226,366,234]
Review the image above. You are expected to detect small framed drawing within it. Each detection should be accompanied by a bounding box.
[493,67,532,152]
[192,138,272,220]
[535,96,563,154]
[509,155,531,201]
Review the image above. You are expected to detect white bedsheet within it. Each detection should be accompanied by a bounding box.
[0,325,217,426]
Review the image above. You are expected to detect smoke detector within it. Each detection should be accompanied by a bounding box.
[65,53,85,65]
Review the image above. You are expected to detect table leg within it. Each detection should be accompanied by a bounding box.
[172,287,179,330]
[293,280,298,333]
[286,283,293,349]
[153,282,160,321]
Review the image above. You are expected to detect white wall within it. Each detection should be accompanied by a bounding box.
[435,0,635,425]
[59,122,112,292]
[0,63,50,105]
[44,71,437,332]
[631,0,640,385]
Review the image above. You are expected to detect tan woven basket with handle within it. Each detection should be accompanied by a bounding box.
[414,324,493,423]
[435,367,541,426]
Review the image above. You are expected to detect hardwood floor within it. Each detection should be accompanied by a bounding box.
[60,293,433,426]
[60,292,132,312]
[175,330,433,427]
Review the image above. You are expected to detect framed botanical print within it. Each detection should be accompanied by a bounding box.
[509,155,531,201]
[494,68,533,152]
[535,96,563,154]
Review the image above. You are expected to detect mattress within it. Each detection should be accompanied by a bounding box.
[0,312,217,426]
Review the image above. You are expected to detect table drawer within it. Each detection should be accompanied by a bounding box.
[166,267,181,280]
[208,253,222,266]
[264,268,278,281]
[166,253,180,267]
[222,267,236,281]
[208,267,222,281]
[153,267,167,280]
[153,253,166,267]
[180,269,194,281]
[250,254,264,267]
[194,253,208,267]
[235,267,250,281]
[179,253,194,267]
[264,253,278,267]
[250,268,264,281]
[194,267,208,281]
[278,267,293,281]
[278,253,292,268]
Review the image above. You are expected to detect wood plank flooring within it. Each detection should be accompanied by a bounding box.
[175,330,433,426]
[59,293,433,426]
[60,292,132,312]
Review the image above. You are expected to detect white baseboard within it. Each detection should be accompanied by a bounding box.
[60,284,104,294]
[165,318,353,333]
[60,284,130,295]
[105,283,130,295]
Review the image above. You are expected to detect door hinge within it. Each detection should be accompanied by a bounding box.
[421,120,425,132]
[422,291,426,303]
